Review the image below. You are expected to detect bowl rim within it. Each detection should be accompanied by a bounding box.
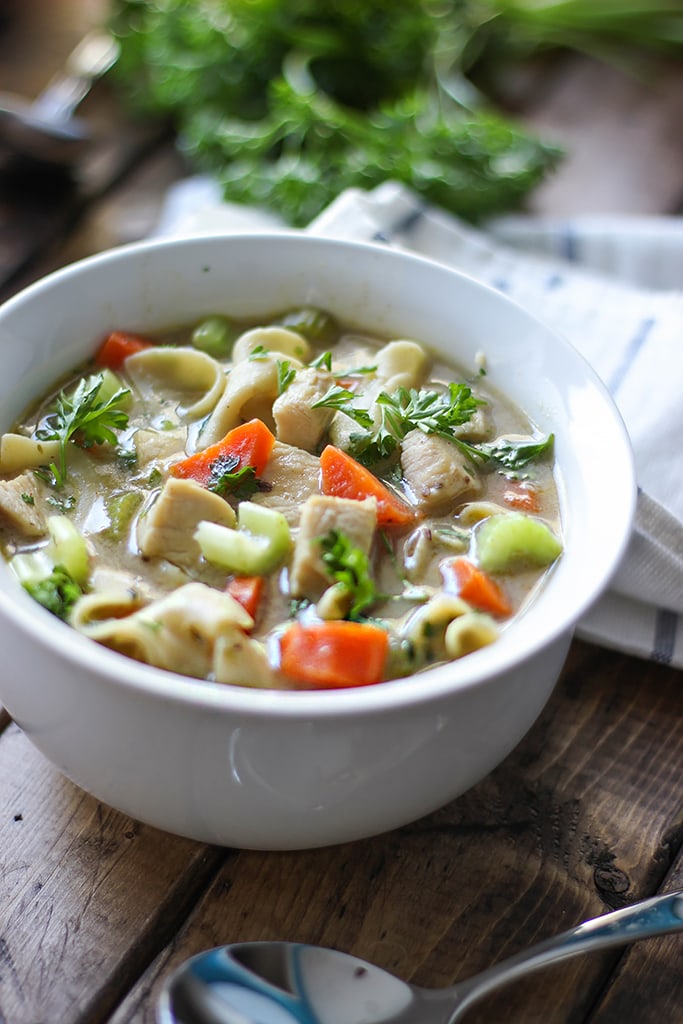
[0,231,637,718]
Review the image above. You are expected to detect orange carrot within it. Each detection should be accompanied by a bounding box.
[226,575,264,621]
[441,556,512,618]
[319,445,418,528]
[503,483,541,513]
[171,419,275,486]
[279,621,389,689]
[95,330,153,369]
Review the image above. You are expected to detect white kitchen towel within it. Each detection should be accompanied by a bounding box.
[155,178,683,668]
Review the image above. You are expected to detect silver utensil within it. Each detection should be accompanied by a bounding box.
[0,30,118,166]
[157,889,683,1023]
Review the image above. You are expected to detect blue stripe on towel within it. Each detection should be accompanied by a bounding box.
[607,316,655,394]
[544,272,565,290]
[561,224,579,262]
[653,609,678,664]
[373,206,425,245]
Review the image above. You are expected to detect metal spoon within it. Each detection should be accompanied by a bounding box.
[158,889,683,1024]
[0,30,119,167]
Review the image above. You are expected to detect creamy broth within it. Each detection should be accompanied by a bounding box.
[0,308,562,689]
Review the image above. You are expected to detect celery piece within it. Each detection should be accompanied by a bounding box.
[191,316,238,358]
[276,307,338,344]
[105,491,143,540]
[8,549,53,587]
[94,368,132,408]
[195,502,291,575]
[46,515,90,584]
[475,512,562,575]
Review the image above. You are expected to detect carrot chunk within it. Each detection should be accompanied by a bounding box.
[226,575,264,621]
[503,482,541,513]
[95,330,153,369]
[319,445,418,528]
[171,419,275,486]
[441,556,512,618]
[279,621,389,688]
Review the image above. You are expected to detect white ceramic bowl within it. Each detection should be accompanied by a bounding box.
[0,233,635,849]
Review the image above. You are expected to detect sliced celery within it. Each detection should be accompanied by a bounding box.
[476,512,562,574]
[8,549,53,586]
[191,315,238,358]
[105,492,143,539]
[195,502,291,575]
[47,515,90,584]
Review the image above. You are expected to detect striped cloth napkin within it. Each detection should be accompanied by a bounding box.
[155,178,683,668]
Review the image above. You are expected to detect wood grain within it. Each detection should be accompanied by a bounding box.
[0,723,223,1024]
[101,643,683,1024]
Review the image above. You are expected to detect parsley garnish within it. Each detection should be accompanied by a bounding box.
[455,434,555,473]
[20,493,35,506]
[309,351,333,371]
[319,529,380,620]
[248,345,269,361]
[314,382,483,465]
[24,565,82,620]
[312,385,374,428]
[206,454,270,501]
[46,493,76,514]
[36,374,130,487]
[276,359,297,395]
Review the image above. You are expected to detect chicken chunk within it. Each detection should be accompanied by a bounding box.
[137,477,236,569]
[0,472,49,538]
[400,429,480,512]
[251,441,321,527]
[289,494,377,600]
[272,367,335,451]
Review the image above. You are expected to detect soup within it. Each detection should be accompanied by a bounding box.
[0,307,562,689]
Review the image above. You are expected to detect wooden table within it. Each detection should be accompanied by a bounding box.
[1,4,682,1023]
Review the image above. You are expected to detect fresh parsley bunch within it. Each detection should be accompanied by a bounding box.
[110,0,561,226]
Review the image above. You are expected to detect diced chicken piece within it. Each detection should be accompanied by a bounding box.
[400,429,480,512]
[451,402,493,442]
[137,477,236,569]
[133,427,185,472]
[251,441,321,527]
[289,494,377,600]
[272,367,335,451]
[0,472,49,538]
[214,629,276,688]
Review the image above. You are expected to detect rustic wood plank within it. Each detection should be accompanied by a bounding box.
[105,642,683,1024]
[589,859,683,1024]
[0,722,225,1024]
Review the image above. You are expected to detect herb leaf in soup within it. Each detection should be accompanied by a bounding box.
[36,373,130,487]
[0,308,563,690]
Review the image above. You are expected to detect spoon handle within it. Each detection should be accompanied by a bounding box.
[447,889,683,1022]
[31,32,119,122]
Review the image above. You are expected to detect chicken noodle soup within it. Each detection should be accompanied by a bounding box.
[0,308,562,689]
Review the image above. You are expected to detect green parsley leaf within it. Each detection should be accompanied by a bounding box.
[319,529,380,620]
[276,359,297,395]
[316,382,484,465]
[36,373,130,487]
[206,454,267,502]
[24,565,83,620]
[312,385,374,429]
[248,345,269,361]
[20,493,35,506]
[310,351,333,371]
[454,433,555,473]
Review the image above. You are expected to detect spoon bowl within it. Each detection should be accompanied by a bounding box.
[158,890,683,1023]
[0,31,118,167]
